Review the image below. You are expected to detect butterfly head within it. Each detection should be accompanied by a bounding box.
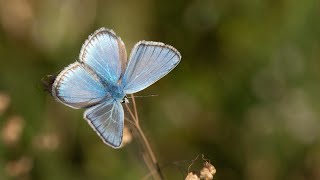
[41,74,58,96]
[121,96,129,104]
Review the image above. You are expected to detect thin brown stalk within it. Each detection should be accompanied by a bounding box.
[142,170,158,180]
[135,122,161,178]
[124,117,136,127]
[142,153,155,178]
[125,95,163,180]
[125,103,136,122]
[131,94,139,123]
[141,154,159,180]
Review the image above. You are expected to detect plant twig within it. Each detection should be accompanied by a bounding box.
[142,153,156,179]
[125,103,137,122]
[131,93,139,124]
[125,94,163,180]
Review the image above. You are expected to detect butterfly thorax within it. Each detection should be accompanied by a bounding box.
[109,84,126,102]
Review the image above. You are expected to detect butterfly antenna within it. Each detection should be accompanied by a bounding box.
[127,94,158,98]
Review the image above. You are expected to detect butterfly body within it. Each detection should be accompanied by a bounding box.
[48,27,181,148]
[109,84,126,102]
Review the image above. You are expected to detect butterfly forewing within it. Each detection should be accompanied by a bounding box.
[122,41,181,94]
[79,28,127,85]
[52,62,107,109]
[48,28,181,149]
[84,99,124,148]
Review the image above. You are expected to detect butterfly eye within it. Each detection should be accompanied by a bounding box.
[121,96,129,104]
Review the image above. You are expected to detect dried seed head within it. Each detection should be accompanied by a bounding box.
[1,115,24,146]
[5,156,33,177]
[32,132,60,151]
[200,167,213,179]
[0,92,10,115]
[204,162,216,175]
[120,126,132,148]
[185,172,200,180]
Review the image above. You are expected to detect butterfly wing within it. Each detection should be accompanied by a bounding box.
[79,28,127,85]
[84,99,124,148]
[52,62,107,109]
[121,41,181,94]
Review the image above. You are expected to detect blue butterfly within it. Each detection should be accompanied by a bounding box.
[50,27,181,148]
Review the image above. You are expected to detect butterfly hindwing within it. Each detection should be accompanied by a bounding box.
[79,28,127,85]
[52,62,107,109]
[84,99,124,148]
[49,28,181,149]
[122,41,181,94]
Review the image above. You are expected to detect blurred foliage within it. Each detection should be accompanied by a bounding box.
[0,0,320,179]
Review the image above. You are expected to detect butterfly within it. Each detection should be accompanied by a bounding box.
[47,27,181,148]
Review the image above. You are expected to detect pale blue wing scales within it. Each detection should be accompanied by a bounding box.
[52,62,107,109]
[79,28,127,84]
[122,41,181,94]
[84,99,124,148]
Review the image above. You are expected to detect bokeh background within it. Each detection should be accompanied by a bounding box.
[0,0,320,179]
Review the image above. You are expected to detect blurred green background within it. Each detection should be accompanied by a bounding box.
[0,0,320,179]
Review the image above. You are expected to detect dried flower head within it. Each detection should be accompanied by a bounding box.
[200,162,216,180]
[5,156,33,177]
[32,132,60,151]
[120,125,132,148]
[204,162,216,176]
[186,172,200,180]
[200,167,213,180]
[1,115,24,146]
[0,92,11,115]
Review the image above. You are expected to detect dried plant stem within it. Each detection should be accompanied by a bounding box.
[142,153,156,179]
[125,94,163,180]
[131,93,139,124]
